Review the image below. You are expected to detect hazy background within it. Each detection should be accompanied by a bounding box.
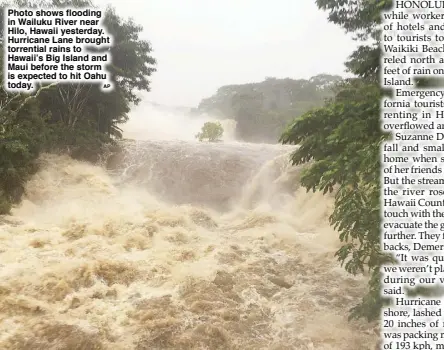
[0,1,378,348]
[92,0,356,107]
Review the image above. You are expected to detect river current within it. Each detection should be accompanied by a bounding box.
[0,105,377,349]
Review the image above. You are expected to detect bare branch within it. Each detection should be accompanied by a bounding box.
[58,83,91,127]
[0,87,23,112]
[14,83,58,112]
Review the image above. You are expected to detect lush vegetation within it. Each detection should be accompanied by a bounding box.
[195,121,224,142]
[281,0,393,321]
[196,74,342,143]
[0,0,403,329]
[0,0,156,214]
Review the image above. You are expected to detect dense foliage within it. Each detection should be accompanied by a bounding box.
[281,0,393,321]
[195,121,224,142]
[197,74,342,143]
[0,0,156,213]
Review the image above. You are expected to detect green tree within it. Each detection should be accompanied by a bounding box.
[281,0,393,321]
[196,74,341,143]
[0,0,156,213]
[0,82,57,213]
[195,121,224,142]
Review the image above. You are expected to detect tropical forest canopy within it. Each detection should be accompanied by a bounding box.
[0,0,156,214]
[195,74,342,143]
[280,0,393,322]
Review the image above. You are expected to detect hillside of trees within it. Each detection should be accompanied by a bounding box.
[0,0,156,214]
[196,74,342,143]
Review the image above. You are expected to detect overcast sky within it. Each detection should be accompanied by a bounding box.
[93,0,357,107]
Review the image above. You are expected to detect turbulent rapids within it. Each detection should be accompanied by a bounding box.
[0,134,377,348]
